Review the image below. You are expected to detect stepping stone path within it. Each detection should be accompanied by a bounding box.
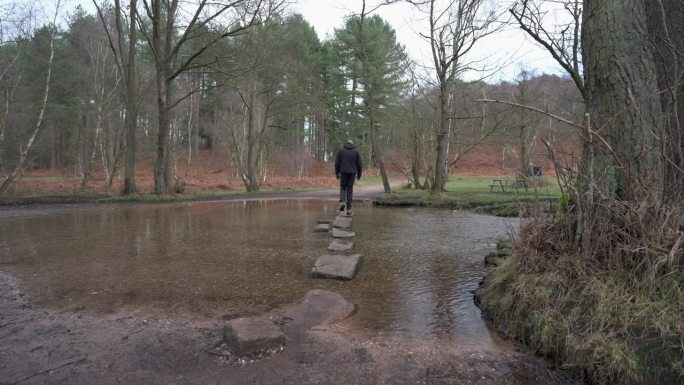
[284,289,356,328]
[313,209,361,275]
[328,239,354,252]
[223,208,365,357]
[312,254,362,280]
[223,290,355,356]
[332,228,355,238]
[314,224,331,232]
[332,216,352,229]
[224,316,285,356]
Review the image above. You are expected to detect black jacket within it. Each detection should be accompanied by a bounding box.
[335,143,363,178]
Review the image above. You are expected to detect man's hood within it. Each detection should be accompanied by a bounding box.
[343,142,355,150]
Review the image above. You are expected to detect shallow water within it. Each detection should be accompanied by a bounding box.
[0,200,516,345]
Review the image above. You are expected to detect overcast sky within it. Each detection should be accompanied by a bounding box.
[290,0,567,82]
[64,0,567,82]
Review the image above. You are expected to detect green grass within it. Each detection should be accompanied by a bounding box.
[376,175,563,215]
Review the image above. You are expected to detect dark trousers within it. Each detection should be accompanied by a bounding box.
[339,173,356,209]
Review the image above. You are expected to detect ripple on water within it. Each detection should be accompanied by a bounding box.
[0,200,517,345]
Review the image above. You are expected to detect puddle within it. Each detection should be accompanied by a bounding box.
[0,200,517,347]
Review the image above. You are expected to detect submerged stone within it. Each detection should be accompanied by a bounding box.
[328,239,354,252]
[332,228,355,238]
[284,289,356,329]
[311,254,362,280]
[224,316,285,356]
[332,216,352,229]
[314,223,331,233]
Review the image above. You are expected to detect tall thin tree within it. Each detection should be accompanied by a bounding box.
[0,1,61,195]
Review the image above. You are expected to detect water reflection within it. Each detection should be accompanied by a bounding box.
[0,200,516,344]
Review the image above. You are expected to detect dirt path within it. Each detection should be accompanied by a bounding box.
[202,179,398,202]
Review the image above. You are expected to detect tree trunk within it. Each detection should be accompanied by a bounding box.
[82,108,103,192]
[518,124,528,177]
[411,135,422,189]
[432,78,451,193]
[583,0,664,199]
[122,0,138,195]
[646,0,684,206]
[245,73,259,192]
[154,65,170,194]
[367,105,390,193]
[152,0,175,194]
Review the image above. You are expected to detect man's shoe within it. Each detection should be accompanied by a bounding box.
[338,203,346,212]
[345,209,354,216]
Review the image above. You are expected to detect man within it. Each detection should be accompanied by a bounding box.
[335,139,363,215]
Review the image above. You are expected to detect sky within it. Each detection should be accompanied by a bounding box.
[62,0,568,82]
[290,0,568,82]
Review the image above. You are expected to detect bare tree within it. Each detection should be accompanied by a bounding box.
[409,0,498,193]
[93,0,139,194]
[0,1,61,195]
[139,0,283,194]
[220,19,290,192]
[510,0,584,99]
[80,25,122,192]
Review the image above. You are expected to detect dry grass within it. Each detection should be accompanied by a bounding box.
[477,197,684,385]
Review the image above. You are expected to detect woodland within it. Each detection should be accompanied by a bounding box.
[0,1,682,384]
[0,0,582,196]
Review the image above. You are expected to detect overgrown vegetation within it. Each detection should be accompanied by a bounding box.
[475,1,684,384]
[477,197,683,384]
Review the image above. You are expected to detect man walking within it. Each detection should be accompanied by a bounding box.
[335,139,363,215]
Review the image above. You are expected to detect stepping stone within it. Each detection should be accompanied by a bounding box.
[332,227,355,238]
[284,289,356,329]
[311,254,362,280]
[317,219,332,225]
[314,223,330,232]
[328,239,354,252]
[332,216,352,229]
[224,316,285,356]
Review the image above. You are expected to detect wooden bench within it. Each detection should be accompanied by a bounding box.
[489,179,506,192]
[490,178,529,193]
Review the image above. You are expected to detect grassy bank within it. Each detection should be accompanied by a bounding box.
[0,176,389,206]
[0,187,324,206]
[476,217,683,385]
[375,176,563,216]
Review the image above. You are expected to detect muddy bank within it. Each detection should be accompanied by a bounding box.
[0,271,583,385]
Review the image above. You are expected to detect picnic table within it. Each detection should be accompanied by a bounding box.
[489,178,529,193]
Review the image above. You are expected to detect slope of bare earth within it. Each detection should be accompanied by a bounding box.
[6,137,579,198]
